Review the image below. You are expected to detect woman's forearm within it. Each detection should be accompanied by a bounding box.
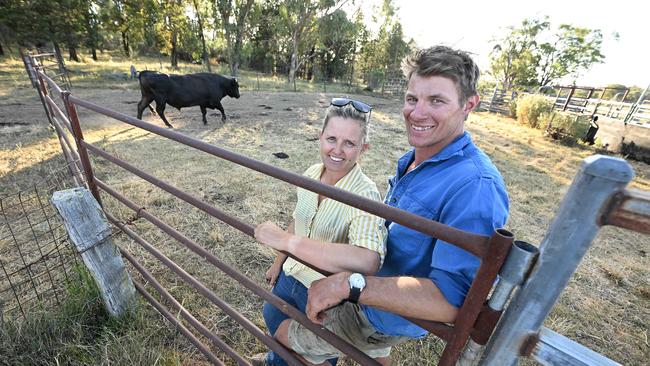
[288,236,380,274]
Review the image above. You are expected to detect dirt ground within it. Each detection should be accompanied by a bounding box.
[1,83,649,365]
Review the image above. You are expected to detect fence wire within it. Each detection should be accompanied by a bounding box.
[0,160,83,322]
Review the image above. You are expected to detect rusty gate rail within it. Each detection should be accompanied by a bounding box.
[68,95,491,258]
[97,179,377,365]
[28,64,516,366]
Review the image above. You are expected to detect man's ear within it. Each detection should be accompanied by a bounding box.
[463,95,480,114]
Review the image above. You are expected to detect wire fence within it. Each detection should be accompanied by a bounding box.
[0,160,82,322]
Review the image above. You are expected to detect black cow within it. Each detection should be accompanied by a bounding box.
[137,71,240,128]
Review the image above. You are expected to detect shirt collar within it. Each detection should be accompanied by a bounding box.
[397,132,472,173]
[316,162,362,188]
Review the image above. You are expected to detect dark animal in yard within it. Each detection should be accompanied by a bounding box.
[137,71,240,128]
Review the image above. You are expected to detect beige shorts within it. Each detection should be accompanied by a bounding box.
[287,302,409,364]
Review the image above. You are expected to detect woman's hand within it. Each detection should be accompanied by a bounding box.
[265,261,282,285]
[255,221,293,251]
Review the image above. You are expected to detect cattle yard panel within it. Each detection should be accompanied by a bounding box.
[27,61,637,366]
[29,63,518,365]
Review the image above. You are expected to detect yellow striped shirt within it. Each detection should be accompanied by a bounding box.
[283,163,387,287]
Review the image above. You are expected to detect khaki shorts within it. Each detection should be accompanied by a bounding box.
[287,302,409,364]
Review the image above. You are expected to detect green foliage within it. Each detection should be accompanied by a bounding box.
[516,94,554,128]
[490,17,608,88]
[357,0,411,87]
[489,17,548,89]
[550,113,589,137]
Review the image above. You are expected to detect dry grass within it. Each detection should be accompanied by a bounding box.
[1,57,649,365]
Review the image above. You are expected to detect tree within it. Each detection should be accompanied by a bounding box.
[488,17,548,89]
[278,0,344,84]
[314,9,359,81]
[357,0,410,88]
[536,25,605,86]
[247,0,282,73]
[489,17,608,89]
[215,0,255,76]
[192,0,211,71]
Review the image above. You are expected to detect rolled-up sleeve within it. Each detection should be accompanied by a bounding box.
[429,177,509,307]
[348,189,387,264]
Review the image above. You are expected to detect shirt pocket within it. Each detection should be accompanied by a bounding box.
[388,193,435,255]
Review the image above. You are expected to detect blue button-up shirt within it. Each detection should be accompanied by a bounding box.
[363,132,509,338]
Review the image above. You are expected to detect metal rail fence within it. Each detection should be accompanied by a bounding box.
[25,56,650,365]
[30,57,518,366]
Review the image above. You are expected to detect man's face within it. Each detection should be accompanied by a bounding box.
[402,74,478,159]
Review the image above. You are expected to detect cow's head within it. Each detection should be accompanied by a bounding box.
[229,78,240,99]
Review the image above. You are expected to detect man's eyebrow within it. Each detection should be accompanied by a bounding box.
[428,93,450,101]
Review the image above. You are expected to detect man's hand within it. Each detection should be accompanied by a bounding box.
[254,221,292,251]
[306,272,351,324]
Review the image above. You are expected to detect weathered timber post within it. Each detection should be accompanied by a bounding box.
[51,187,136,317]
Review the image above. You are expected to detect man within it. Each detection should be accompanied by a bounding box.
[260,45,509,365]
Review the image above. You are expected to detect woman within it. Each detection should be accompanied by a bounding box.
[253,98,387,366]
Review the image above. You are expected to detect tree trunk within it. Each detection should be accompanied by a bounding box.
[122,31,130,57]
[0,42,4,57]
[288,30,300,84]
[91,48,97,61]
[68,45,80,62]
[192,0,211,72]
[171,30,178,69]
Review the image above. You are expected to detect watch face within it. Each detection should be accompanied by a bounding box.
[349,273,365,289]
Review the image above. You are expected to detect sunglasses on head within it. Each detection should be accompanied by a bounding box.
[330,98,372,118]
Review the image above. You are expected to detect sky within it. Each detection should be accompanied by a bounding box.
[354,0,649,89]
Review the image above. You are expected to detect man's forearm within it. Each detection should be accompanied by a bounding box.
[360,276,458,323]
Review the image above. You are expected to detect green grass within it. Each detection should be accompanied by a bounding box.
[0,266,187,366]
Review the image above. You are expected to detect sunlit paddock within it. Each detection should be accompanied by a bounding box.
[1,85,648,365]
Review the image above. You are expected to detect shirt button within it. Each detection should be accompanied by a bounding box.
[391,197,397,203]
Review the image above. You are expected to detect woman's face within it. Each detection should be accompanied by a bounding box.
[319,116,368,177]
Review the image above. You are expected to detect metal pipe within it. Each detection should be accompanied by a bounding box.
[69,95,489,258]
[119,246,251,366]
[481,155,634,366]
[456,241,538,366]
[488,240,538,310]
[91,148,452,339]
[62,92,102,206]
[97,179,380,366]
[131,280,226,366]
[104,211,307,366]
[437,229,514,366]
[602,189,650,235]
[86,143,326,276]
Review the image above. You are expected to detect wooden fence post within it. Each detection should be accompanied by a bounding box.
[51,187,136,317]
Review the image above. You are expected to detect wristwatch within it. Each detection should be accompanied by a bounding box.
[347,273,366,304]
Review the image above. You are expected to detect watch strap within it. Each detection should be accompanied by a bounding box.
[348,286,361,304]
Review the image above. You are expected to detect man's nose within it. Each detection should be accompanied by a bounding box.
[410,101,427,119]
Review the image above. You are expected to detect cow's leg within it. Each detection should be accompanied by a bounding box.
[137,95,155,119]
[215,102,226,123]
[200,106,208,125]
[155,101,174,128]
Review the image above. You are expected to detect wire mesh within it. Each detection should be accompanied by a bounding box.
[0,160,82,322]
